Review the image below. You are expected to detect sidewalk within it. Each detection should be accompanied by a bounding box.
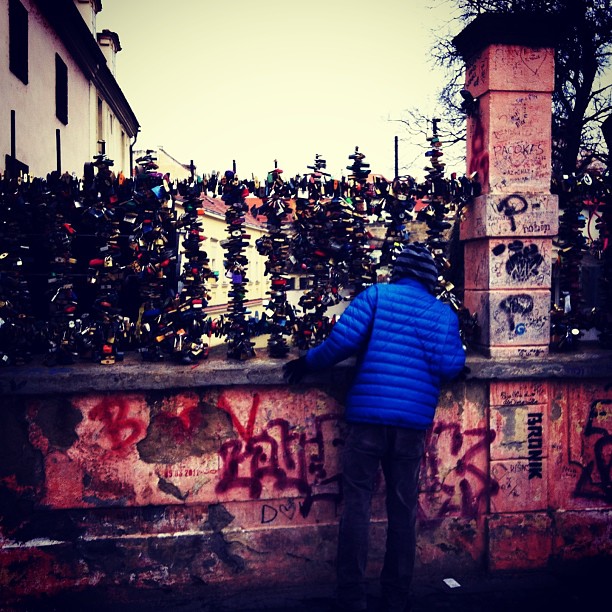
[4,558,610,612]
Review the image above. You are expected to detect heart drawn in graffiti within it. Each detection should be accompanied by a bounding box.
[279,500,296,520]
[520,48,547,75]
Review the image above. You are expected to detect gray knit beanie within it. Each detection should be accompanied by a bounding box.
[390,243,438,294]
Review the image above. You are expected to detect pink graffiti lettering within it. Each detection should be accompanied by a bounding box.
[468,115,489,186]
[217,392,260,441]
[420,423,497,523]
[89,398,144,451]
[215,395,342,518]
[154,404,204,444]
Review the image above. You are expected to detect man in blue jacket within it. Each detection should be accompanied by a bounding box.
[284,243,466,612]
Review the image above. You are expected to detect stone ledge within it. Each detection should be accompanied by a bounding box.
[1,345,611,396]
[467,345,612,380]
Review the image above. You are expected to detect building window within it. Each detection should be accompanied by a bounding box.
[9,0,28,85]
[299,276,311,290]
[55,54,68,125]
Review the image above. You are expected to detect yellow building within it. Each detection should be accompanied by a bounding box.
[194,194,270,318]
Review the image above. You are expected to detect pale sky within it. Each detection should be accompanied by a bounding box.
[97,0,464,181]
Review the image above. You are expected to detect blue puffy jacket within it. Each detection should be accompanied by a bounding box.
[305,278,466,429]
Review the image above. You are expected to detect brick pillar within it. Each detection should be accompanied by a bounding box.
[454,15,559,358]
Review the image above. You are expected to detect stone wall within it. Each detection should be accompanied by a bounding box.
[1,351,610,602]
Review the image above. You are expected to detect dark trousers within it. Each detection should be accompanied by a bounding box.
[337,422,426,611]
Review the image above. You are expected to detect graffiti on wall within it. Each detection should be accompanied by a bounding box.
[527,412,544,479]
[573,398,612,503]
[18,382,611,528]
[261,499,297,523]
[89,397,146,451]
[214,392,502,524]
[215,392,343,519]
[420,421,497,523]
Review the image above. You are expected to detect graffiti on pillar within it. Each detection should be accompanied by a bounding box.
[496,383,547,406]
[465,57,486,91]
[491,240,545,284]
[492,141,546,186]
[495,195,528,231]
[494,94,538,136]
[215,392,342,518]
[520,49,549,76]
[498,294,533,334]
[420,422,497,522]
[489,193,553,235]
[468,114,489,186]
[573,398,612,504]
[492,293,548,341]
[492,142,544,164]
[507,103,528,129]
[89,397,146,451]
[494,47,551,80]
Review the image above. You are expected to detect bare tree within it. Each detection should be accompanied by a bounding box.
[398,0,612,176]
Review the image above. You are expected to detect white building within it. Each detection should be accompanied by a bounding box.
[0,0,138,178]
[133,147,197,183]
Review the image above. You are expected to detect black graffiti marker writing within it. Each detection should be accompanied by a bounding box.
[497,195,528,231]
[506,242,544,282]
[499,294,534,332]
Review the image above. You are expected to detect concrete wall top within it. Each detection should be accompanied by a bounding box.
[452,12,565,62]
[1,346,611,396]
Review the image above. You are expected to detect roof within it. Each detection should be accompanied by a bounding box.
[160,147,193,171]
[197,195,270,230]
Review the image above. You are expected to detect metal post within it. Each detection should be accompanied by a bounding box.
[56,129,61,173]
[394,135,399,179]
[10,110,16,158]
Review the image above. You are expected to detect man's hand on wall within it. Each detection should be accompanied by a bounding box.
[283,357,308,384]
